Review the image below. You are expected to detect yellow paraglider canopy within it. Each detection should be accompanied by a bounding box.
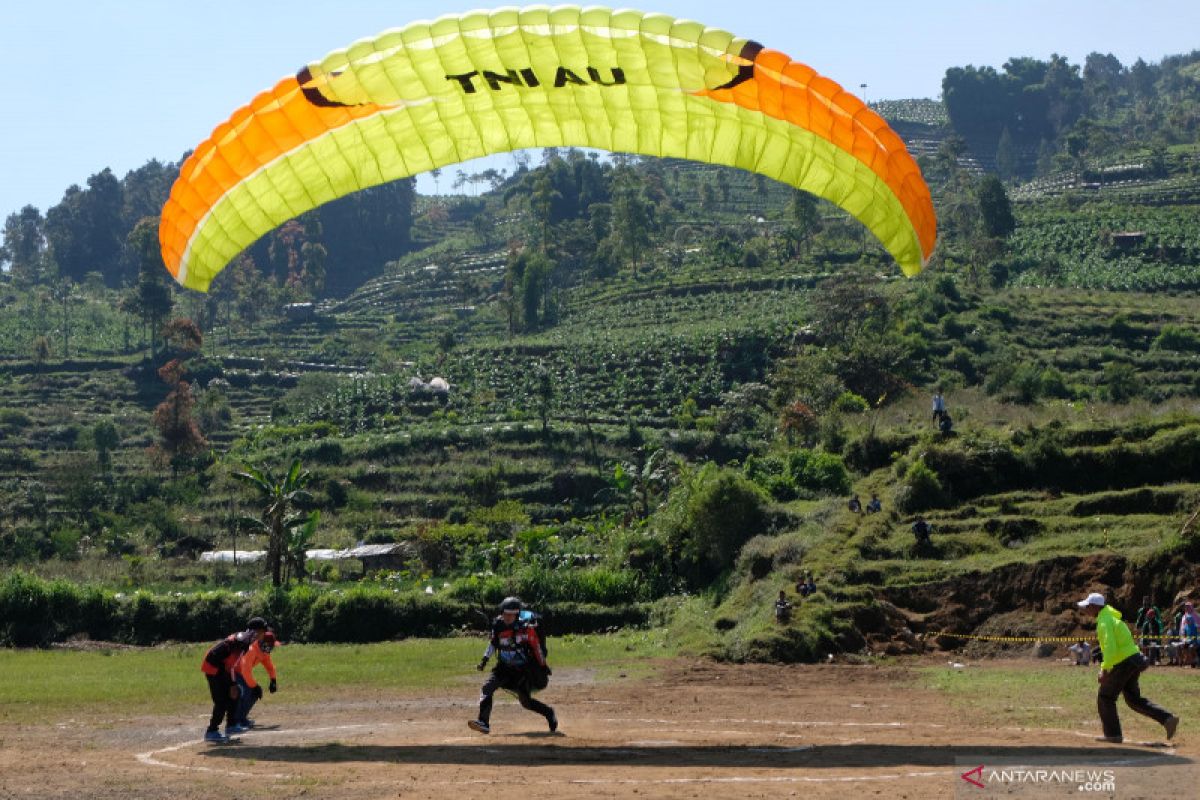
[160,6,936,291]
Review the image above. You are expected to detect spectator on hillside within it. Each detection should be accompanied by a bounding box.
[1172,606,1184,650]
[774,590,793,623]
[1138,607,1164,665]
[938,412,954,436]
[866,494,882,514]
[797,573,817,597]
[1179,602,1200,668]
[848,494,862,514]
[1136,596,1162,631]
[931,388,947,425]
[912,517,932,546]
[1068,640,1092,666]
[1132,597,1161,666]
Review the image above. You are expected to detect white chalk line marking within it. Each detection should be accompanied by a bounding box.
[134,722,392,779]
[135,718,1177,785]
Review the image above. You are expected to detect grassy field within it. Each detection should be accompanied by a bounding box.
[920,661,1200,733]
[0,630,673,724]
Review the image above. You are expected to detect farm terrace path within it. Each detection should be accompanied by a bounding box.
[0,660,1194,799]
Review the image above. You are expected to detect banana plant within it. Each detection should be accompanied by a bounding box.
[234,459,314,587]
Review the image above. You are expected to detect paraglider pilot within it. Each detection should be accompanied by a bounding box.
[469,597,557,735]
[201,617,266,742]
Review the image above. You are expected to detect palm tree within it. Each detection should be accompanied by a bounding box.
[234,459,315,587]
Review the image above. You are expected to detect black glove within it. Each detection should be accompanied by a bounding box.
[252,684,264,700]
[268,679,277,694]
[477,657,488,671]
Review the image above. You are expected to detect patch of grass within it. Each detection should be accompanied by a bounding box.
[919,662,1200,735]
[0,630,674,724]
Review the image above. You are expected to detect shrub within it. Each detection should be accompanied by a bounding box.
[657,465,770,584]
[1102,362,1139,403]
[832,391,870,414]
[896,458,946,512]
[0,408,32,428]
[0,573,644,645]
[787,450,852,495]
[1152,325,1200,353]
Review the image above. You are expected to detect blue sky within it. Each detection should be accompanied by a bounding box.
[2,1,1198,222]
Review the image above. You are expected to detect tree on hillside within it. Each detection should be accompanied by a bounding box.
[975,176,1016,241]
[995,127,1018,181]
[504,248,556,333]
[152,358,208,471]
[783,189,822,256]
[1,206,51,285]
[32,335,51,372]
[234,459,315,587]
[43,169,125,284]
[534,362,554,439]
[91,420,119,475]
[608,170,654,276]
[124,217,174,357]
[529,171,562,251]
[51,278,81,358]
[162,317,203,354]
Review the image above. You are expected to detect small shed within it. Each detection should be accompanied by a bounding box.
[346,543,411,575]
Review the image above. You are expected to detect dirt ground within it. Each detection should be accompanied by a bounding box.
[1,659,1194,799]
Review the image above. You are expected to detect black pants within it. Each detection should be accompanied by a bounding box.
[206,673,237,733]
[478,664,553,725]
[1098,653,1173,738]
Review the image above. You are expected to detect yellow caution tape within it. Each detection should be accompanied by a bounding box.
[931,631,1186,644]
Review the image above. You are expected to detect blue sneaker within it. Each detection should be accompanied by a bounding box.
[204,730,227,743]
[227,724,250,735]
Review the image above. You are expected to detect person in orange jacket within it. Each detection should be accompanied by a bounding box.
[201,617,266,742]
[235,629,279,728]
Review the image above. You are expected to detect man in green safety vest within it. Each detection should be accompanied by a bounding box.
[1077,592,1180,743]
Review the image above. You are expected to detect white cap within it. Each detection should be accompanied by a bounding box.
[1077,592,1106,608]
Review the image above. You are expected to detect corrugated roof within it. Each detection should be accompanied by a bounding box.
[199,544,408,563]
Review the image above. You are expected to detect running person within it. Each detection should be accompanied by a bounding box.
[235,630,279,728]
[1076,593,1179,743]
[201,617,267,742]
[468,597,557,734]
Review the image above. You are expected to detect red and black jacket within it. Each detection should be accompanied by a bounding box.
[200,633,252,679]
[485,617,546,669]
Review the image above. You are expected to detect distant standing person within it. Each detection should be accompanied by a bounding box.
[848,494,862,514]
[866,494,882,514]
[1137,607,1164,665]
[1076,592,1178,744]
[1179,602,1200,668]
[931,388,947,425]
[1068,640,1092,666]
[912,517,932,546]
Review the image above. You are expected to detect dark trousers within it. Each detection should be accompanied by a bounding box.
[1098,653,1173,738]
[206,673,237,733]
[235,675,259,724]
[478,664,553,725]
